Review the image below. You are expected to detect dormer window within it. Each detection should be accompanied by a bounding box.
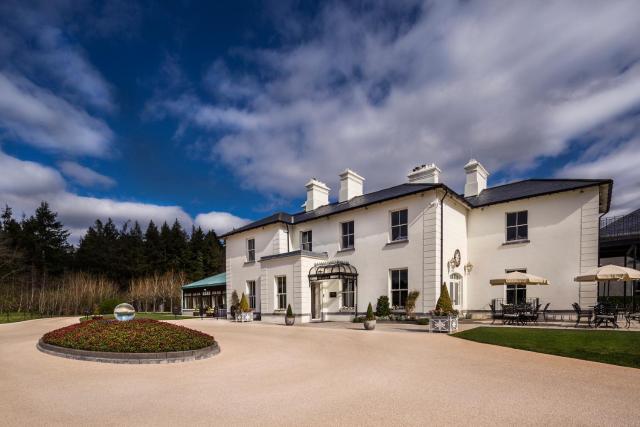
[301,230,312,251]
[246,238,255,262]
[506,211,528,242]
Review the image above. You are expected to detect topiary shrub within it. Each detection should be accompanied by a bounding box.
[230,290,240,317]
[239,293,251,313]
[99,298,120,315]
[433,283,457,316]
[375,295,390,317]
[405,290,420,318]
[366,302,375,321]
[286,304,294,317]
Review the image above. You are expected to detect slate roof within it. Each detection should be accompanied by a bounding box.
[464,179,612,208]
[221,179,612,238]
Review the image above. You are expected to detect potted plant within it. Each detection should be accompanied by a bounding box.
[285,304,295,326]
[229,290,240,320]
[364,303,376,330]
[236,293,253,322]
[429,284,459,333]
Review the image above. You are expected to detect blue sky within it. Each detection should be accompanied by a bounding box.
[1,1,640,240]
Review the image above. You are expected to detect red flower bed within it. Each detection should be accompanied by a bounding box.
[42,319,215,353]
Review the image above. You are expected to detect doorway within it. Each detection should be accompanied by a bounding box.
[311,283,321,320]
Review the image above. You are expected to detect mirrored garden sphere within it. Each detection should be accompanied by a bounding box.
[114,303,136,321]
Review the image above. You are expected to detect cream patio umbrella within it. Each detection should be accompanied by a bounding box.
[490,271,549,286]
[574,265,640,282]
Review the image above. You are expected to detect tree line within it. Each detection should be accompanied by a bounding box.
[0,202,225,315]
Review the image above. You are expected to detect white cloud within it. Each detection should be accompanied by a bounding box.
[195,211,250,234]
[154,0,640,213]
[0,150,65,196]
[0,150,241,241]
[0,72,113,156]
[59,161,116,188]
[558,138,640,216]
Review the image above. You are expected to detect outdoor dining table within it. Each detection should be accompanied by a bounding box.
[502,304,535,325]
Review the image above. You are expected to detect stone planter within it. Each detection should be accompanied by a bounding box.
[235,311,253,322]
[429,315,458,333]
[285,315,295,326]
[364,319,376,330]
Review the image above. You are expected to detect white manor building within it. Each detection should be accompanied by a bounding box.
[220,160,612,323]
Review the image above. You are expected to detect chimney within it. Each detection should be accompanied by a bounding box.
[339,169,365,203]
[464,159,489,197]
[407,163,441,184]
[305,178,330,212]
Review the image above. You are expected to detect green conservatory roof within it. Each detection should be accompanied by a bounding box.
[182,272,226,290]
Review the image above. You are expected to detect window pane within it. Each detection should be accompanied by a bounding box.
[399,290,407,307]
[348,221,354,234]
[392,227,400,241]
[506,285,515,304]
[392,292,400,307]
[399,209,407,224]
[518,211,528,224]
[506,213,517,227]
[506,227,517,241]
[400,225,407,239]
[517,225,528,240]
[391,211,399,226]
[400,270,408,289]
[391,270,399,289]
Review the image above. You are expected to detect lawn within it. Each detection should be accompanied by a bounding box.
[453,327,640,369]
[0,312,52,324]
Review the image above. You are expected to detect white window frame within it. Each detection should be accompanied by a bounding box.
[390,208,408,242]
[340,220,354,250]
[341,278,355,309]
[505,211,528,242]
[275,276,287,310]
[246,238,255,262]
[246,280,256,309]
[390,268,408,309]
[300,230,312,251]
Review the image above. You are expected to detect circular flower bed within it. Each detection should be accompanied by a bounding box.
[42,319,215,353]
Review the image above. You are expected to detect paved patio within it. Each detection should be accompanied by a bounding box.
[1,317,639,426]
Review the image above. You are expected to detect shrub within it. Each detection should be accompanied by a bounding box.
[434,283,457,316]
[98,298,120,315]
[366,303,375,321]
[375,295,390,317]
[405,290,420,317]
[230,290,240,317]
[239,293,251,312]
[286,304,293,317]
[352,315,365,323]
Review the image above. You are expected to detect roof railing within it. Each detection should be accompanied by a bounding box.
[600,214,640,239]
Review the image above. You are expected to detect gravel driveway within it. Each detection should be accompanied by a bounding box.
[1,317,638,426]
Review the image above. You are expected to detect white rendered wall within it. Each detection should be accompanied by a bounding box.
[467,187,600,311]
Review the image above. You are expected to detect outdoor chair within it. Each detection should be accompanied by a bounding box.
[624,311,640,329]
[541,302,551,322]
[594,304,619,328]
[572,303,593,328]
[524,303,541,324]
[489,301,503,324]
[501,304,519,325]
